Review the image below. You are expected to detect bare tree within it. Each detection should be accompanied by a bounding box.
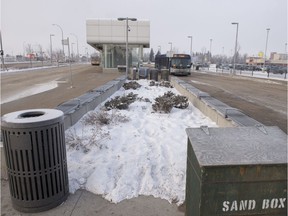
[25,44,33,56]
[149,48,155,62]
[54,49,63,66]
[25,43,33,67]
[37,44,44,65]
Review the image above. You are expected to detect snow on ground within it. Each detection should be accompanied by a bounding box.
[66,79,217,205]
[1,81,59,104]
[0,65,64,74]
[205,67,287,81]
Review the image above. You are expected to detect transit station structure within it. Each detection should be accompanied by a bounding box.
[86,19,150,70]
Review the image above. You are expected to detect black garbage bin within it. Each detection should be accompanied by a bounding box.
[138,67,149,79]
[1,109,69,213]
[149,68,159,81]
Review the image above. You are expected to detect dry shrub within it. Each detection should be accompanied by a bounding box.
[82,111,111,125]
[82,110,130,126]
[159,81,173,88]
[149,80,156,86]
[104,92,138,110]
[173,95,189,109]
[149,81,173,88]
[66,128,110,153]
[152,91,189,113]
[152,96,174,113]
[110,111,130,124]
[123,81,141,90]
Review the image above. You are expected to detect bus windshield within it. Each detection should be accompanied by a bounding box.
[171,58,191,67]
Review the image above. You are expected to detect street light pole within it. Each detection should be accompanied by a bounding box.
[52,24,65,57]
[187,36,193,57]
[23,41,26,57]
[263,28,270,72]
[50,34,54,64]
[209,38,212,63]
[118,17,137,79]
[168,42,172,57]
[0,30,7,71]
[71,43,75,60]
[232,22,239,75]
[70,33,79,61]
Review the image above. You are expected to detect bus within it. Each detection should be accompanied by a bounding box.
[91,54,101,66]
[155,54,192,76]
[170,54,192,75]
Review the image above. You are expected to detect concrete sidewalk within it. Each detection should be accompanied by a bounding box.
[1,180,184,216]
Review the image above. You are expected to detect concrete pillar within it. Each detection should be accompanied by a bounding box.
[139,45,143,62]
[104,44,108,68]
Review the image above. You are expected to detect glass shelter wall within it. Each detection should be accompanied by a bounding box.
[102,44,143,68]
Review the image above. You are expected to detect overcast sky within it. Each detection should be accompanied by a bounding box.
[1,0,287,57]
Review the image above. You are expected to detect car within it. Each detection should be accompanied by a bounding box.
[271,66,287,74]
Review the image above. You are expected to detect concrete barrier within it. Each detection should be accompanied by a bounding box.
[55,75,126,130]
[171,77,261,127]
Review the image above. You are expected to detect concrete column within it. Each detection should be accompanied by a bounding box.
[104,44,108,68]
[139,45,143,62]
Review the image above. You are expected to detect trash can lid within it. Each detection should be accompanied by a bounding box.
[1,109,64,129]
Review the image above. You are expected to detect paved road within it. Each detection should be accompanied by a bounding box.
[1,64,121,115]
[180,71,287,133]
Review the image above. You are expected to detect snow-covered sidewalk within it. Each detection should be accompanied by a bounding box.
[66,79,217,205]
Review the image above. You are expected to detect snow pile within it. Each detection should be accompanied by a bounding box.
[66,79,217,205]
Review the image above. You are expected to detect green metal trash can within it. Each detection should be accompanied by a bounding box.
[160,69,169,81]
[1,109,69,213]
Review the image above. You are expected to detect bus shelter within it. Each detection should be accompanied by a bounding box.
[86,19,150,70]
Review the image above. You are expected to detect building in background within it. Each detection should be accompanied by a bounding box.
[246,52,287,66]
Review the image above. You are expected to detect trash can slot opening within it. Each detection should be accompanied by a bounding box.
[18,111,45,118]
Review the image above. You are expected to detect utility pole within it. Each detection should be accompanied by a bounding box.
[232,22,239,75]
[187,36,193,57]
[50,34,54,64]
[0,30,7,71]
[52,24,65,59]
[209,38,212,63]
[263,28,270,71]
